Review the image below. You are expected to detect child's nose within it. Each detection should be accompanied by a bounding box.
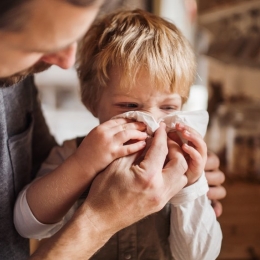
[141,109,164,122]
[40,43,77,69]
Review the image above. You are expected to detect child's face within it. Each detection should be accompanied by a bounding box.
[96,68,182,123]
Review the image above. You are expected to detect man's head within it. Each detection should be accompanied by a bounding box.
[77,9,196,117]
[0,0,103,83]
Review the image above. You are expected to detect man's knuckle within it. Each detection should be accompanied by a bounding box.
[179,158,188,172]
[156,143,167,156]
[108,145,118,157]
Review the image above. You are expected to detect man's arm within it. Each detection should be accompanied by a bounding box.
[30,123,188,259]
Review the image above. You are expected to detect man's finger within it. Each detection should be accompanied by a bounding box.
[109,151,141,173]
[164,138,188,180]
[205,170,225,186]
[162,138,188,195]
[139,123,168,172]
[211,200,223,218]
[205,150,220,170]
[207,186,227,200]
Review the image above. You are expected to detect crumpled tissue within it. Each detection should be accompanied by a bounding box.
[113,110,209,141]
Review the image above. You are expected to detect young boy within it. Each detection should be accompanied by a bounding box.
[14,9,222,260]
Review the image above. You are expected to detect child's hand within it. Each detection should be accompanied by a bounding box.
[169,123,207,186]
[72,118,148,179]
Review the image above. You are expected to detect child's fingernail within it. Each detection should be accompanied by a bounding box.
[184,130,190,136]
[183,143,189,148]
[177,123,184,129]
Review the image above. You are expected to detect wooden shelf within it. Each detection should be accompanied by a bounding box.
[218,180,260,259]
[199,0,260,25]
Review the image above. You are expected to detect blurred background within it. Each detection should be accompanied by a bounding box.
[34,0,260,258]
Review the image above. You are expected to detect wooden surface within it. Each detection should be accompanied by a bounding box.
[218,180,260,259]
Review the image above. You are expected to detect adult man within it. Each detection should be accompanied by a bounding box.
[0,0,226,259]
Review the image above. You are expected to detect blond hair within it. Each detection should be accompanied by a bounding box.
[77,9,196,116]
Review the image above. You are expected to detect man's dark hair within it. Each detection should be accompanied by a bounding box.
[66,0,101,7]
[0,0,101,32]
[0,0,32,31]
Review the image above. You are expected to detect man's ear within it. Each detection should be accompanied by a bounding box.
[91,102,99,118]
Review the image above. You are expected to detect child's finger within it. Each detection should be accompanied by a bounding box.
[181,129,207,158]
[177,126,207,158]
[116,129,148,144]
[175,123,200,136]
[120,140,147,156]
[105,118,147,132]
[175,123,203,143]
[118,121,147,132]
[182,143,201,164]
[183,144,202,184]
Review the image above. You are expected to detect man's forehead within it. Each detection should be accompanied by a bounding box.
[0,0,104,30]
[5,0,101,46]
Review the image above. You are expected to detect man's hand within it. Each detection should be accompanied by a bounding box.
[205,150,226,217]
[82,123,188,236]
[29,124,188,260]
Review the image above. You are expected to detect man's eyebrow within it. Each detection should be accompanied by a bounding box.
[25,39,80,54]
[28,32,87,53]
[67,0,103,7]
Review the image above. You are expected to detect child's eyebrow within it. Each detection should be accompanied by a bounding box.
[112,93,138,99]
[164,95,182,101]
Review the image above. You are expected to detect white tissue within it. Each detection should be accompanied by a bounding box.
[112,110,209,138]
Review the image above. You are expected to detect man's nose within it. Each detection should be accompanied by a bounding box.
[40,43,77,69]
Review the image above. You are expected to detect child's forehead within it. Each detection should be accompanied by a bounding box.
[108,66,165,88]
[108,74,168,94]
[107,66,185,100]
[107,83,182,101]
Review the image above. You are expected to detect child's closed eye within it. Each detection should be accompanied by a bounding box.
[116,103,139,109]
[161,105,178,111]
